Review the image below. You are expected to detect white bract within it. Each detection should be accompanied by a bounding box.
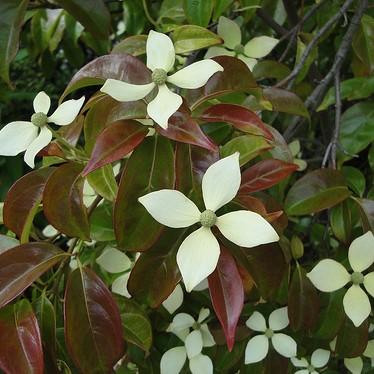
[245,307,297,364]
[161,308,215,374]
[162,284,184,314]
[205,16,278,70]
[101,30,223,129]
[138,153,279,292]
[307,231,374,327]
[291,349,330,374]
[0,91,84,168]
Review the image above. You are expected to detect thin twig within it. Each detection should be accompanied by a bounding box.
[142,0,158,28]
[330,71,342,168]
[256,8,288,36]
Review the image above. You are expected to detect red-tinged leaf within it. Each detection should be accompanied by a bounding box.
[186,56,258,110]
[82,120,148,176]
[3,167,55,241]
[61,53,151,101]
[191,145,220,183]
[0,300,44,374]
[239,159,298,194]
[0,242,68,308]
[288,263,320,332]
[354,198,374,232]
[267,125,294,163]
[156,108,218,152]
[43,162,90,240]
[199,104,273,140]
[128,227,184,307]
[208,247,244,351]
[64,267,124,374]
[114,136,175,251]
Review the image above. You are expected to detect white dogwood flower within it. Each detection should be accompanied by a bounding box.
[307,231,374,327]
[291,349,330,373]
[138,153,279,291]
[245,307,297,364]
[162,284,184,314]
[205,16,278,70]
[161,308,215,374]
[101,30,223,129]
[0,91,84,168]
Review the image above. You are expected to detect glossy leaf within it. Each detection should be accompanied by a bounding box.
[55,0,110,39]
[114,136,175,251]
[262,88,310,119]
[186,56,258,110]
[330,201,352,244]
[90,202,115,242]
[86,165,118,202]
[200,104,273,140]
[115,296,153,352]
[208,247,244,351]
[285,169,351,216]
[0,242,68,308]
[156,107,218,152]
[0,0,29,84]
[4,167,54,242]
[288,263,320,332]
[64,267,124,374]
[127,227,185,307]
[83,120,148,175]
[61,54,151,100]
[239,159,298,194]
[111,35,147,56]
[252,61,291,81]
[221,135,272,166]
[172,25,222,54]
[184,0,213,27]
[0,299,44,374]
[43,162,90,240]
[354,198,374,232]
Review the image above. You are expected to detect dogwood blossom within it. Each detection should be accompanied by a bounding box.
[162,284,184,314]
[0,91,84,167]
[101,30,223,129]
[245,307,297,364]
[291,349,330,373]
[205,16,278,70]
[161,308,215,374]
[307,231,374,327]
[138,153,279,291]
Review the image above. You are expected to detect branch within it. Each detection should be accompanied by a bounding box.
[256,8,289,36]
[283,0,368,141]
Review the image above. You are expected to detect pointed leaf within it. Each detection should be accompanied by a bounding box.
[64,267,124,374]
[4,167,55,242]
[114,136,175,251]
[354,198,374,232]
[0,300,44,374]
[239,159,298,194]
[0,242,68,308]
[43,162,90,240]
[83,120,148,175]
[208,247,244,351]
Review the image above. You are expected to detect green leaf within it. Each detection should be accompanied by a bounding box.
[0,299,44,374]
[86,165,118,202]
[294,33,318,84]
[90,202,116,242]
[0,0,29,84]
[354,198,374,232]
[111,35,147,56]
[172,25,222,54]
[330,201,352,244]
[221,135,272,166]
[65,267,124,374]
[114,136,175,251]
[115,296,153,352]
[318,76,374,111]
[342,166,366,197]
[285,169,351,216]
[252,60,291,81]
[212,0,234,20]
[0,242,69,308]
[339,102,374,162]
[55,0,110,39]
[123,0,146,35]
[184,0,213,27]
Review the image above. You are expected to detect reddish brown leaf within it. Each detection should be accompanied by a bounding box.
[4,167,55,240]
[208,247,244,351]
[43,162,90,240]
[0,242,68,308]
[82,120,148,176]
[156,107,218,152]
[65,267,124,374]
[200,103,273,140]
[239,159,298,194]
[0,300,44,374]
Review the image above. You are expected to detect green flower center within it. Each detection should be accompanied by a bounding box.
[152,68,167,85]
[264,328,274,338]
[31,112,48,127]
[351,271,364,285]
[307,364,315,372]
[234,44,244,55]
[192,322,200,330]
[200,210,217,228]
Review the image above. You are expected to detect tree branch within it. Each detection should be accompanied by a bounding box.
[256,8,289,36]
